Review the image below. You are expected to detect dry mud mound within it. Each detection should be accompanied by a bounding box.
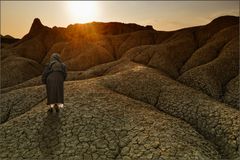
[1,61,239,159]
[1,78,221,160]
[0,16,239,159]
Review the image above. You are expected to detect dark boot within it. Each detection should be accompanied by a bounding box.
[54,104,59,113]
[48,108,53,113]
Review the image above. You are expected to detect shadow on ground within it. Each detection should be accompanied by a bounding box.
[39,111,62,159]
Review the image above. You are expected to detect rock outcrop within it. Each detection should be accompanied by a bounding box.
[0,16,239,159]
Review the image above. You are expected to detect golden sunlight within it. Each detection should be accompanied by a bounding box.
[67,1,98,23]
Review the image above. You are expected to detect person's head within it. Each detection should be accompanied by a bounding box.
[50,53,61,62]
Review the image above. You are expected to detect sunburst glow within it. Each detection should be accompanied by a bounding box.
[67,1,98,23]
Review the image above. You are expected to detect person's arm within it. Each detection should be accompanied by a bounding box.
[62,64,67,81]
[42,65,49,84]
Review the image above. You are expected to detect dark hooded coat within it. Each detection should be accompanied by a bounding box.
[42,53,67,105]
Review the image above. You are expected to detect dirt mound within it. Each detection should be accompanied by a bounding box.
[0,76,221,160]
[223,75,239,108]
[178,36,239,99]
[0,55,43,88]
[0,16,239,159]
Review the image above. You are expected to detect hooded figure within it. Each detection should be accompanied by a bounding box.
[42,53,67,112]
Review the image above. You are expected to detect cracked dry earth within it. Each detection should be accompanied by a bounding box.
[0,16,240,160]
[0,61,239,160]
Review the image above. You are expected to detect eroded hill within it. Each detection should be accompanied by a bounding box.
[0,16,239,160]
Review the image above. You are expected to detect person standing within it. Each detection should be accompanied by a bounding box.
[42,53,67,112]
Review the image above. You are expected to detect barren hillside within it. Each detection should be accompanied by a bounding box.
[0,16,239,159]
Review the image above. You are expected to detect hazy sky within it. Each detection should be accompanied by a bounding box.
[1,1,239,38]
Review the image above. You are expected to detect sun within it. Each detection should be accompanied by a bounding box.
[67,1,98,23]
